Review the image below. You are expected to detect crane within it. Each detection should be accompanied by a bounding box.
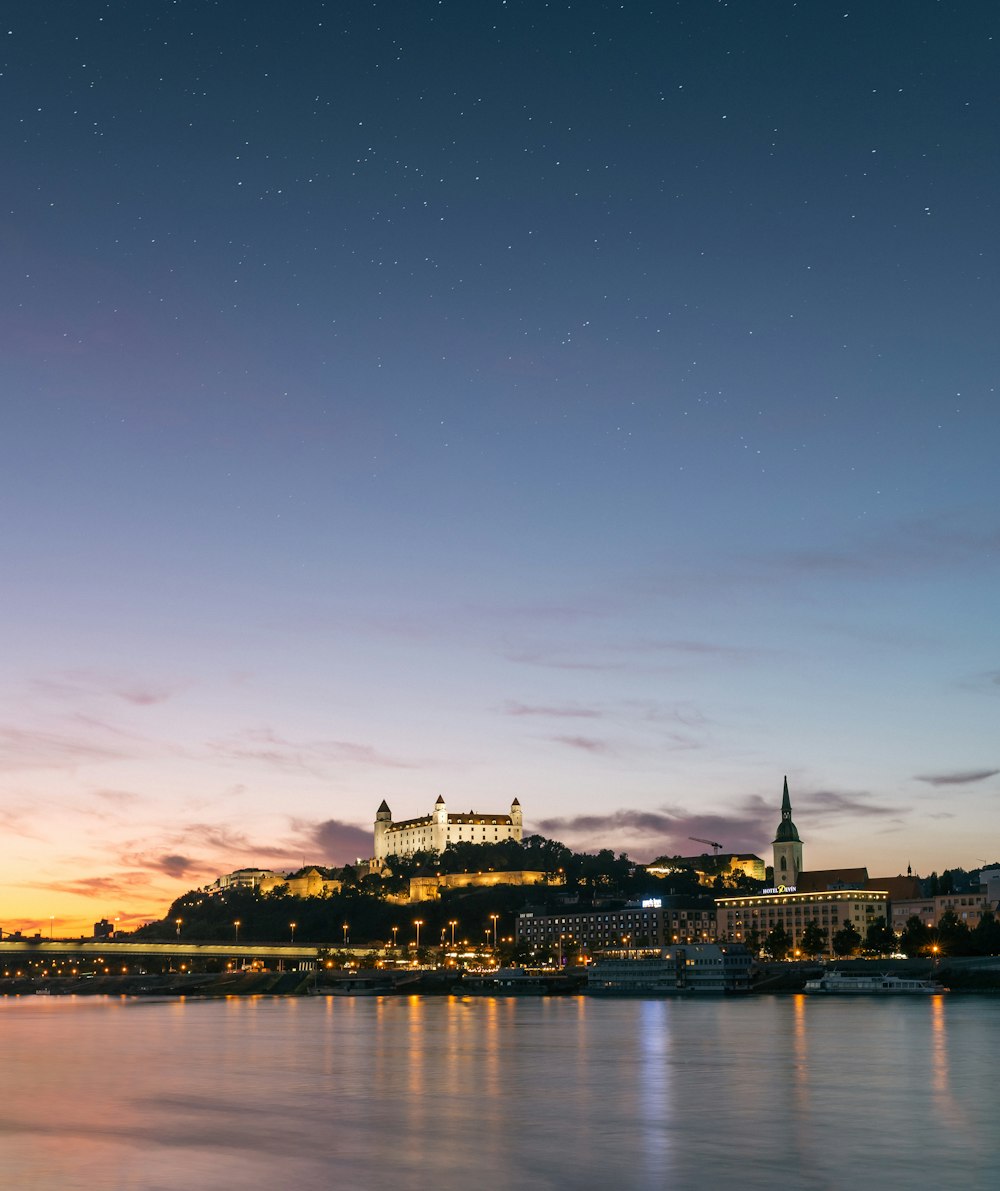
[689,836,723,856]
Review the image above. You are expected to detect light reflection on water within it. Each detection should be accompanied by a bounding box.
[1,994,997,1191]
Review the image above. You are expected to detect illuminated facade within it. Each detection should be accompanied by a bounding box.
[716,888,888,954]
[890,891,991,933]
[408,869,559,902]
[516,897,718,953]
[374,796,523,863]
[647,853,766,886]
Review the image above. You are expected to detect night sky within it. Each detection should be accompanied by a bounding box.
[3,1,998,932]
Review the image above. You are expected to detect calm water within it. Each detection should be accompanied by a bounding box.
[1,993,997,1190]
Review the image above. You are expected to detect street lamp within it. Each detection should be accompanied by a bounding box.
[391,925,399,948]
[490,913,500,949]
[413,919,423,949]
[175,919,183,938]
[343,922,349,947]
[449,919,458,947]
[289,922,297,943]
[234,920,241,944]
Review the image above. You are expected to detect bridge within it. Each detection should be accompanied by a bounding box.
[0,939,383,965]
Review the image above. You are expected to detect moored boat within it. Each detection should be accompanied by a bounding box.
[460,967,583,996]
[803,971,946,995]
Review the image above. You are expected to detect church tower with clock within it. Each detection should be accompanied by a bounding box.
[772,776,803,888]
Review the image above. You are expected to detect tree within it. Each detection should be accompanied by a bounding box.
[863,916,896,956]
[831,920,861,957]
[799,919,828,958]
[971,912,1000,956]
[764,923,793,961]
[899,914,934,958]
[935,909,971,955]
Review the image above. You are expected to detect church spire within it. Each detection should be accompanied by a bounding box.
[774,775,800,843]
[772,775,803,886]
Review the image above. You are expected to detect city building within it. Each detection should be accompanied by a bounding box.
[646,853,766,885]
[714,778,888,955]
[374,796,523,863]
[517,896,718,955]
[890,890,992,934]
[259,867,342,898]
[207,868,282,892]
[207,866,341,898]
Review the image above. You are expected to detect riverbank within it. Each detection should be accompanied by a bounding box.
[5,960,1000,997]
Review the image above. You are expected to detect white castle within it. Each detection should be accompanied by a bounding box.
[373,795,523,864]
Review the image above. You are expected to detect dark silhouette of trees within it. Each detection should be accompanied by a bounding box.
[831,920,861,957]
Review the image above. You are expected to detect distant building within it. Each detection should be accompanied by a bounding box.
[259,867,342,898]
[208,868,282,893]
[646,853,765,885]
[517,896,718,954]
[93,919,115,940]
[714,778,887,955]
[374,796,523,863]
[408,869,559,903]
[890,890,991,934]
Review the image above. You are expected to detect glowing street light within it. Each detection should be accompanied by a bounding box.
[175,919,183,938]
[449,919,458,947]
[289,922,297,943]
[234,920,241,944]
[342,922,350,946]
[413,919,423,949]
[391,925,399,948]
[490,914,500,949]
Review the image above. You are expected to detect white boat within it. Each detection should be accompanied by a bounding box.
[803,971,945,995]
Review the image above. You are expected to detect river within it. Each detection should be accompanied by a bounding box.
[1,993,997,1190]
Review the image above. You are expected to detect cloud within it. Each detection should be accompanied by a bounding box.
[915,769,999,787]
[308,819,373,864]
[45,875,143,899]
[535,806,767,861]
[115,685,175,706]
[505,637,761,674]
[534,783,905,862]
[31,669,181,707]
[0,726,129,772]
[206,728,419,776]
[771,518,1000,582]
[794,789,902,820]
[149,854,200,879]
[92,788,144,807]
[547,734,613,754]
[502,702,602,719]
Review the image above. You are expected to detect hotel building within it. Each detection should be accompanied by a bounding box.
[714,778,888,955]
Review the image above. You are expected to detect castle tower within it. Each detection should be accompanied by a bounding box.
[431,794,448,852]
[510,797,523,841]
[374,799,392,864]
[772,776,803,887]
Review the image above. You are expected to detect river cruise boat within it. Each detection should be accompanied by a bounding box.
[803,971,946,995]
[460,967,584,996]
[586,944,753,996]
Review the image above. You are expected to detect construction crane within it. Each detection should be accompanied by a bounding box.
[689,836,723,856]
